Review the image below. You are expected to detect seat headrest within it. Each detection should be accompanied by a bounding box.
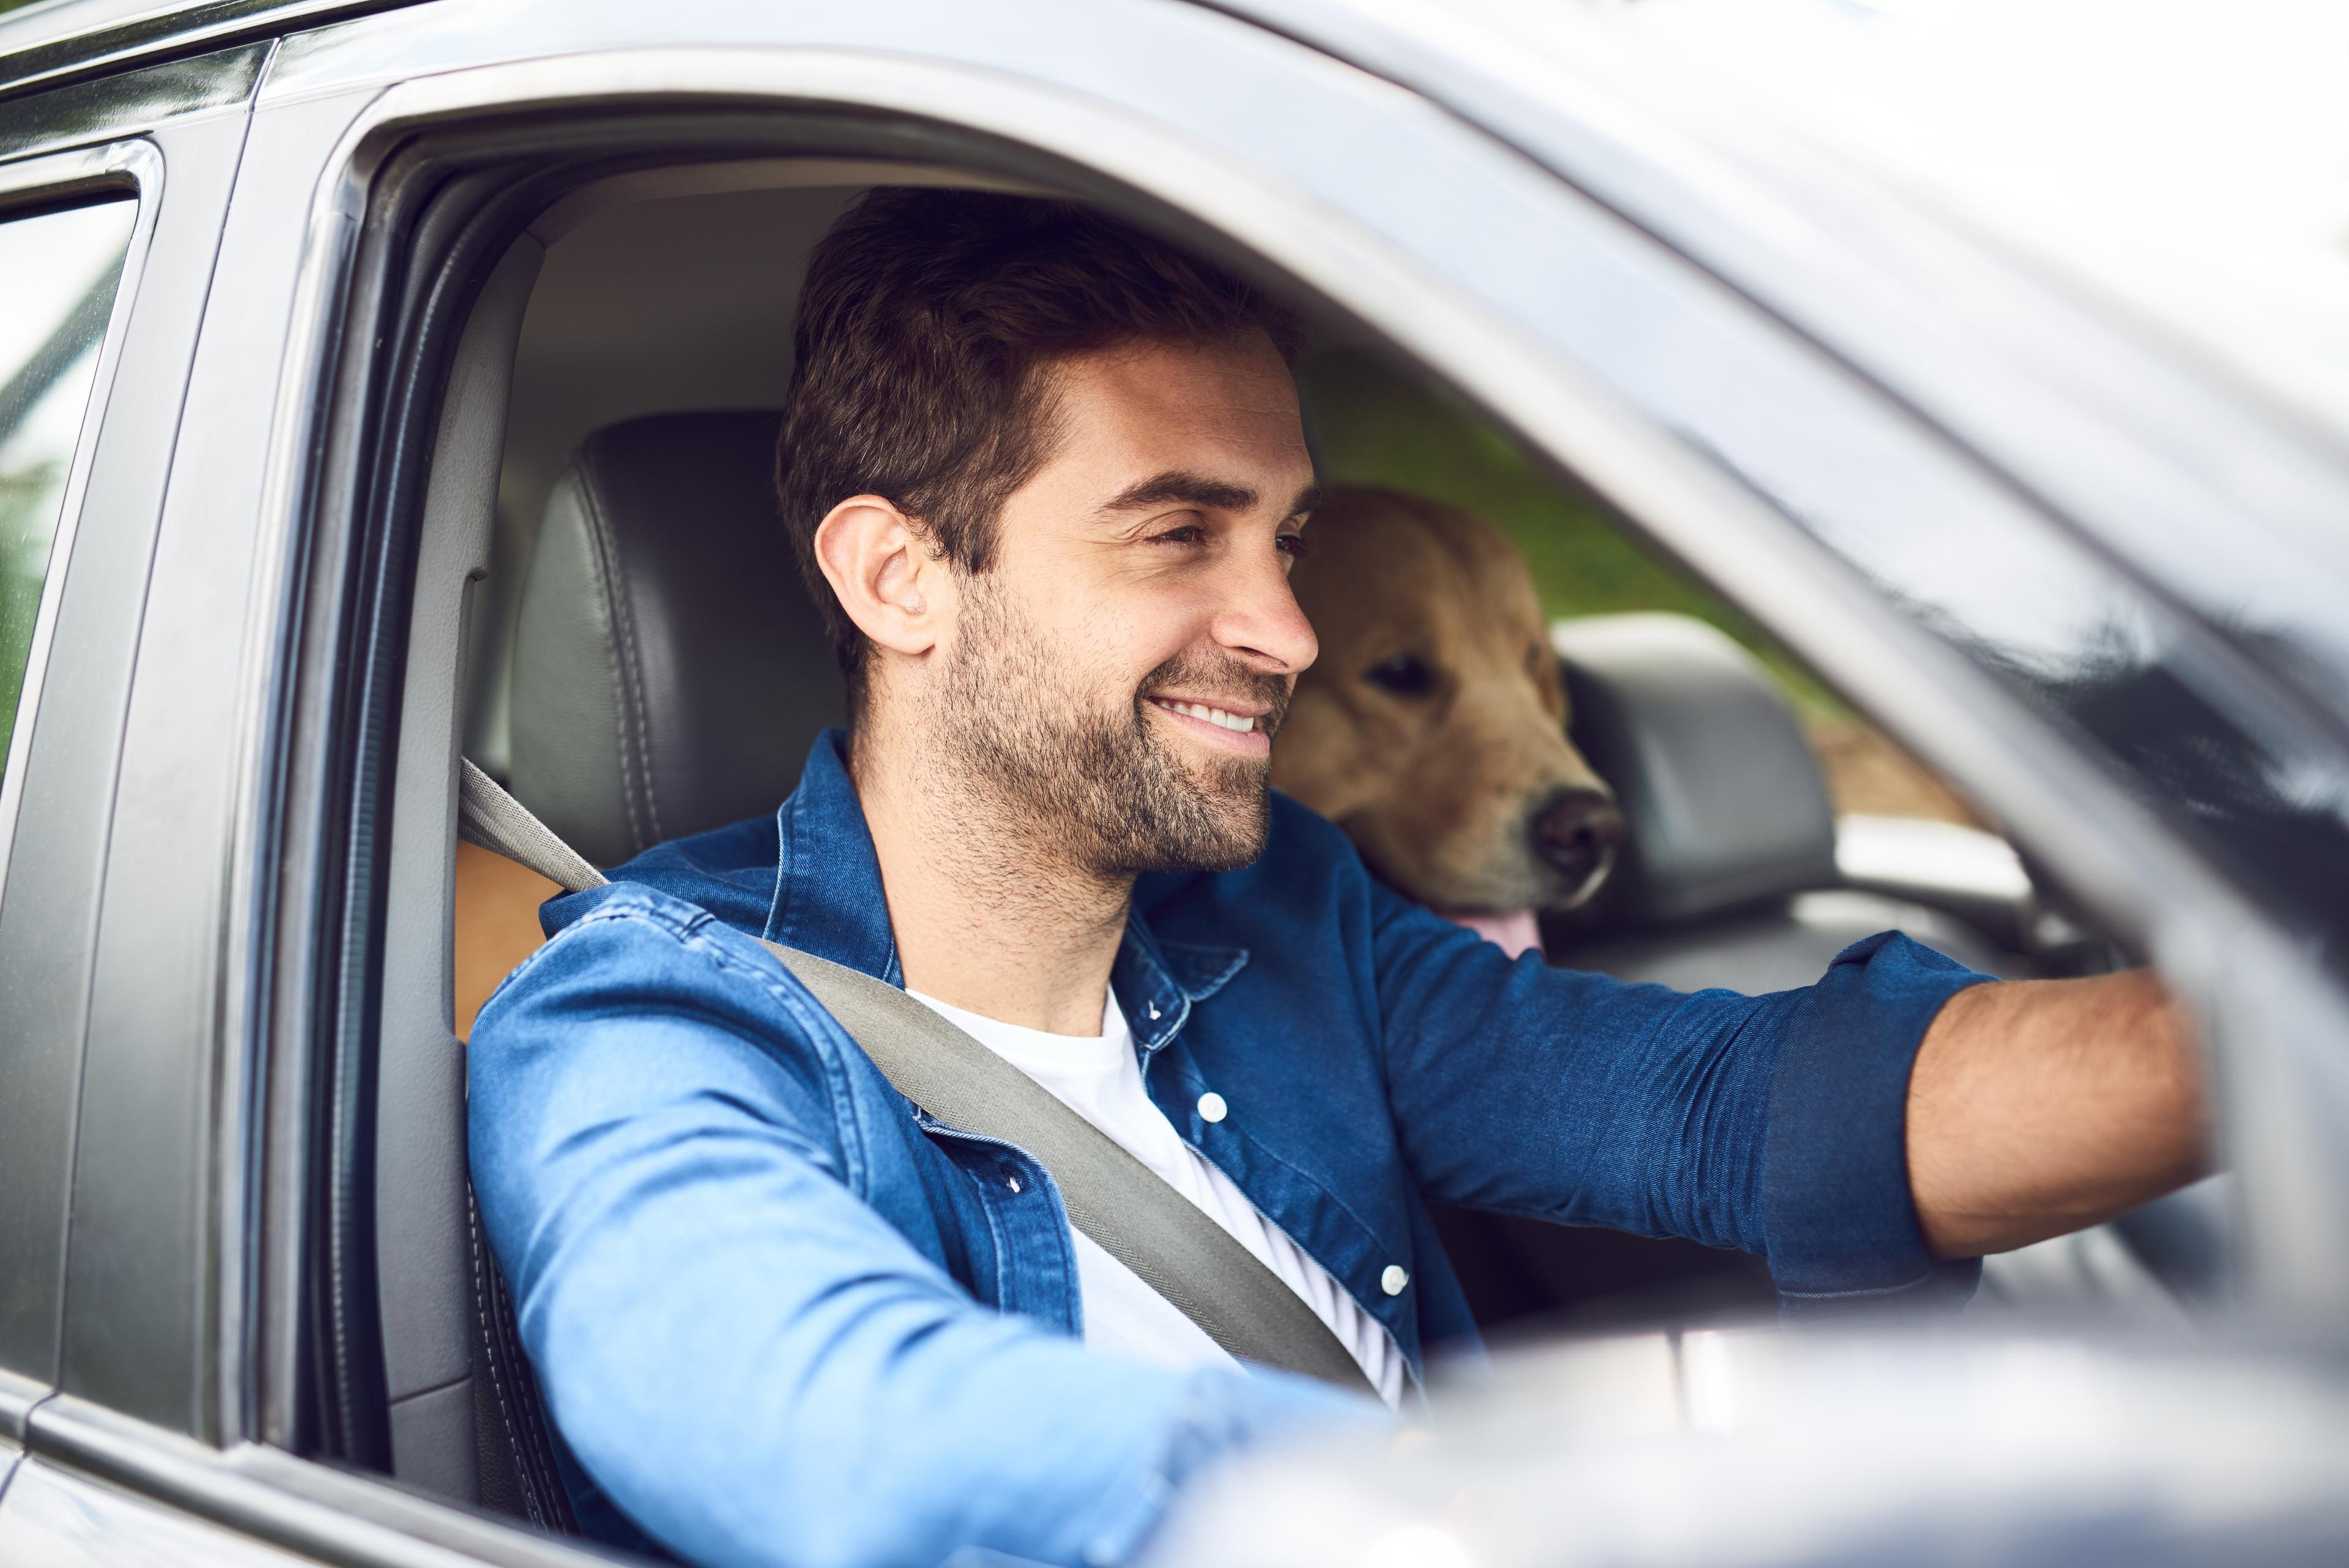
[1551,613,1836,925]
[509,412,847,867]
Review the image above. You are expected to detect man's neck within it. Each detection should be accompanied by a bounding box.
[851,724,1132,1037]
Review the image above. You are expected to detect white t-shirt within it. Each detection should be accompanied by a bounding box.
[905,987,1403,1406]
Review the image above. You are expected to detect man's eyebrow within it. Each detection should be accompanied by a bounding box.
[1096,470,1260,518]
[1287,483,1321,521]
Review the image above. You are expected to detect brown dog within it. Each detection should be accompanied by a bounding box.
[1272,486,1624,955]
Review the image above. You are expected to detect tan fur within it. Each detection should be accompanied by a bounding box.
[1273,486,1610,912]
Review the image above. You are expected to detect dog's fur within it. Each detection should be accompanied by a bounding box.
[1273,486,1617,945]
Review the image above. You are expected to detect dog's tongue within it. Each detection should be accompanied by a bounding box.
[1444,907,1543,960]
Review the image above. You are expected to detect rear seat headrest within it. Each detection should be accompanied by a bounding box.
[510,411,847,868]
[1551,614,1837,926]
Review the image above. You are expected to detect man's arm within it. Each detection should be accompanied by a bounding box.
[1907,970,2206,1257]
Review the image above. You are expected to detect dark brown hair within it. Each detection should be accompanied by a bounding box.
[776,187,1305,704]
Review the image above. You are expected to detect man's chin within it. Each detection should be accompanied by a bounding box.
[1121,775,1272,876]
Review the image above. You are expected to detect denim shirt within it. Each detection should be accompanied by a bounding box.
[469,731,1987,1568]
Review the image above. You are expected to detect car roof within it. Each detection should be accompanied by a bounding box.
[1226,0,2349,463]
[8,0,2340,455]
[0,0,423,101]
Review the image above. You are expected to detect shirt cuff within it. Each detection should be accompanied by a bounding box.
[1762,931,1994,1314]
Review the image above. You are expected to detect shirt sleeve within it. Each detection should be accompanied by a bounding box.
[468,901,1370,1568]
[1366,885,1989,1307]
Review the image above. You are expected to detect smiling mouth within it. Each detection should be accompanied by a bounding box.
[1147,697,1263,734]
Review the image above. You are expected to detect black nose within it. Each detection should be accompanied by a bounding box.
[1532,788,1625,893]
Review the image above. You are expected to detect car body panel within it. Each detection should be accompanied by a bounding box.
[0,92,250,1406]
[0,0,415,105]
[0,39,265,162]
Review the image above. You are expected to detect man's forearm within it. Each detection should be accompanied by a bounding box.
[1905,970,2207,1258]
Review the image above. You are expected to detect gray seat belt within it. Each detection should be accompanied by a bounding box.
[458,759,1378,1397]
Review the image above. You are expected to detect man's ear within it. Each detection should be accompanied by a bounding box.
[812,494,953,661]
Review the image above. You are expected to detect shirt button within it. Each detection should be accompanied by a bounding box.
[1381,1265,1409,1296]
[1196,1091,1227,1124]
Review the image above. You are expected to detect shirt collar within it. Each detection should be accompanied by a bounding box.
[763,729,1250,1025]
[762,730,903,986]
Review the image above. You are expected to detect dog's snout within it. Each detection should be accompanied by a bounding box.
[1532,789,1625,894]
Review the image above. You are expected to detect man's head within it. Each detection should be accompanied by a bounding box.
[780,189,1318,875]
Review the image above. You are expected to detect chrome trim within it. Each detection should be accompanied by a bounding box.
[0,1364,50,1445]
[0,138,160,919]
[0,0,414,103]
[26,1393,609,1567]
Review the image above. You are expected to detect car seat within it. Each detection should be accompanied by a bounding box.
[507,409,847,866]
[1544,612,2017,986]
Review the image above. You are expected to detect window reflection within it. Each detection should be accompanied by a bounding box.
[0,196,136,757]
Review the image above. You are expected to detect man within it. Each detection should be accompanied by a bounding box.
[468,189,2204,1568]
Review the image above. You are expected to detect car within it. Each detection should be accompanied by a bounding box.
[0,0,2343,1564]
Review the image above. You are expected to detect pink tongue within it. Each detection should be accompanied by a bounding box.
[1445,907,1543,959]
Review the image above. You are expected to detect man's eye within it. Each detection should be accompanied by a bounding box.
[1364,653,1436,697]
[1275,532,1310,560]
[1150,524,1208,546]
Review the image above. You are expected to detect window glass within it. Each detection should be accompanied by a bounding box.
[0,196,136,762]
[1301,347,1982,828]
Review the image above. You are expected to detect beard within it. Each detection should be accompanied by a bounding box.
[924,574,1291,878]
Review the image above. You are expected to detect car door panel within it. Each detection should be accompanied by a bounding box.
[0,62,252,1405]
[54,81,368,1438]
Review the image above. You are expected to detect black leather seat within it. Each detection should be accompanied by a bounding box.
[1546,612,2014,986]
[508,409,847,865]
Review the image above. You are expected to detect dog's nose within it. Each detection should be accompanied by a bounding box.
[1532,788,1626,894]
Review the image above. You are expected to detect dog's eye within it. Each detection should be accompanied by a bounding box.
[1364,653,1436,697]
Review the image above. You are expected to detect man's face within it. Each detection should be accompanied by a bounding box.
[924,333,1319,876]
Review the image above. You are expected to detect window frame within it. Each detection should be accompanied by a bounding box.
[0,139,157,904]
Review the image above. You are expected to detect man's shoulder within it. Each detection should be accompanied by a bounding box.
[540,809,783,940]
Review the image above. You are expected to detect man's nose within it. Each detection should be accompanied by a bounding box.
[1211,551,1318,675]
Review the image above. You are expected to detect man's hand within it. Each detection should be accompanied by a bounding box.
[1906,970,2208,1258]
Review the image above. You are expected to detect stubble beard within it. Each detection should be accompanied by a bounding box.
[927,575,1290,879]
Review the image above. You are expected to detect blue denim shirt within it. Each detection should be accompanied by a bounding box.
[469,731,1987,1568]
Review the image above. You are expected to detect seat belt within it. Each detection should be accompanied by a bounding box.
[457,759,1378,1397]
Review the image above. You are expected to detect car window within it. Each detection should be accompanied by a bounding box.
[1301,347,1984,831]
[0,195,136,774]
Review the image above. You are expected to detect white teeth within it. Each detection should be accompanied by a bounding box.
[1158,699,1256,733]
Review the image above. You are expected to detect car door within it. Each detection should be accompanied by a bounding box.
[0,39,272,1563]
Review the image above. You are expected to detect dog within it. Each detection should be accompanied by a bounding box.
[1272,486,1624,957]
